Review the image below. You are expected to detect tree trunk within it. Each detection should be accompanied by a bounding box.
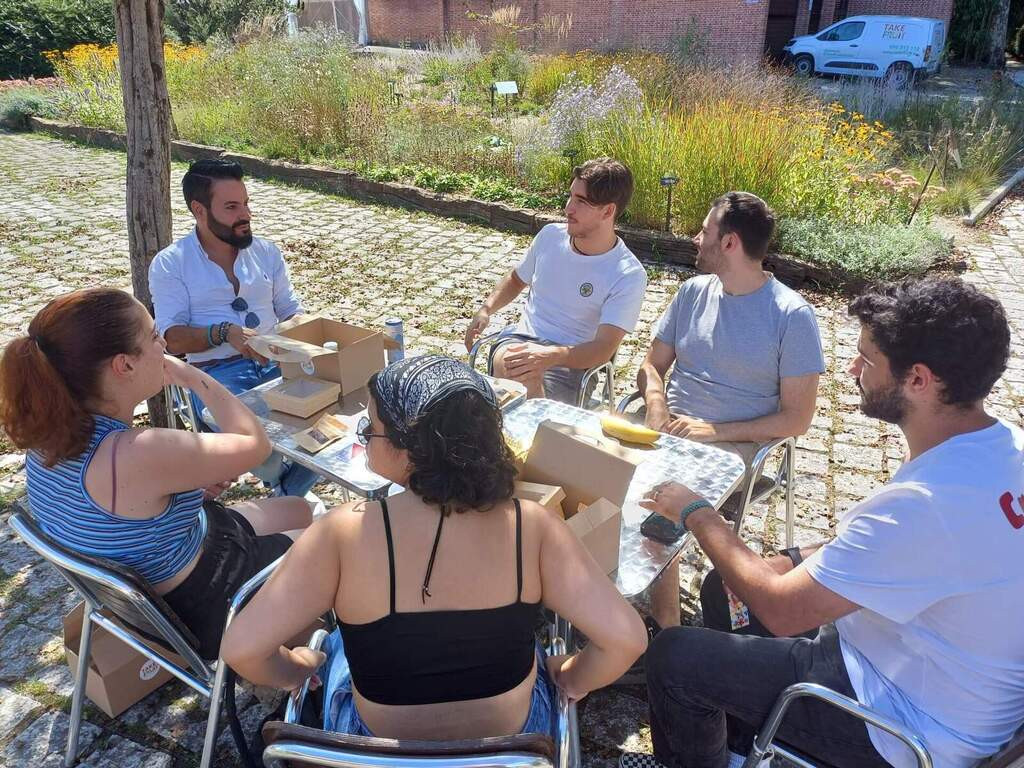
[115,0,174,427]
[990,0,1012,68]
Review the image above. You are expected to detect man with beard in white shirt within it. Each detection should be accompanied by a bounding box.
[622,277,1023,768]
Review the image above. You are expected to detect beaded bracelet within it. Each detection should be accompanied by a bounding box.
[219,321,232,346]
[678,499,714,533]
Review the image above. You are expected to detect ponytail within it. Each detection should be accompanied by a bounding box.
[0,289,143,466]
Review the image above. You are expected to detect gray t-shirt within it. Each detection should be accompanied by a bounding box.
[654,274,825,423]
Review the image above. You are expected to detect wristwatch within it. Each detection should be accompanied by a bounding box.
[780,546,803,568]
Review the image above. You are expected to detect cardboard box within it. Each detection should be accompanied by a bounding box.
[565,498,622,576]
[253,316,385,396]
[518,420,637,574]
[63,603,184,718]
[261,377,341,418]
[513,480,566,518]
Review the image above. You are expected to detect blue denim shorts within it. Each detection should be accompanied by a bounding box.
[322,628,558,741]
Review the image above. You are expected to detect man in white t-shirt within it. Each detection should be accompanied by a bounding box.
[464,158,648,403]
[620,277,1022,768]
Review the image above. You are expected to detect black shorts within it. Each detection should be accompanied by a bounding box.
[163,500,292,660]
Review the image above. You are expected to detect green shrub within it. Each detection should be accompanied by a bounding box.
[0,87,58,129]
[0,0,115,79]
[777,216,951,284]
[164,0,286,44]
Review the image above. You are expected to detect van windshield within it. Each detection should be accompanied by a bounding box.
[817,21,865,42]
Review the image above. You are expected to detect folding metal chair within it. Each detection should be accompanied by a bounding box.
[8,509,277,768]
[743,682,932,768]
[262,628,579,768]
[616,391,796,548]
[163,383,205,433]
[468,328,616,412]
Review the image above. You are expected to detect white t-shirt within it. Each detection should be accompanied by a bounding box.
[149,229,303,364]
[805,420,1024,768]
[514,223,647,346]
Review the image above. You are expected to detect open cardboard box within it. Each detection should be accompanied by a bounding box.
[261,377,341,419]
[517,420,639,576]
[63,602,185,718]
[513,480,566,518]
[250,316,385,396]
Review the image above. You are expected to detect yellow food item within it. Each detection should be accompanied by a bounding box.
[600,415,660,445]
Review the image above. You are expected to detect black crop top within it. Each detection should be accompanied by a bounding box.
[338,498,542,706]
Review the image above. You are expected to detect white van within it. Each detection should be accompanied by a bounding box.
[783,15,946,88]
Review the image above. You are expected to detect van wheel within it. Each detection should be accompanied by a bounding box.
[793,55,814,77]
[884,61,914,89]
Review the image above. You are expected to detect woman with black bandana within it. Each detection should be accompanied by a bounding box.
[223,355,648,741]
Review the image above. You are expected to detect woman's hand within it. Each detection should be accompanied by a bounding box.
[162,354,199,389]
[546,653,588,703]
[282,646,327,694]
[639,481,707,526]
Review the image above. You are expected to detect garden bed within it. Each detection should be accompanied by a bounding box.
[7,26,1020,284]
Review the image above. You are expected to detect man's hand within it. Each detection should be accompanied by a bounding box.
[665,414,719,441]
[464,308,491,352]
[502,342,560,381]
[640,481,715,529]
[226,324,268,364]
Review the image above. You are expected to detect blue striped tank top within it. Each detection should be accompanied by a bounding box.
[26,414,207,585]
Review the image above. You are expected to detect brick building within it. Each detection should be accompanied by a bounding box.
[358,0,954,64]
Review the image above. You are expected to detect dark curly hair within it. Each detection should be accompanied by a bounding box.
[368,380,518,513]
[848,277,1010,407]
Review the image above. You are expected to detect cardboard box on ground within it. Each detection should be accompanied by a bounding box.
[247,316,386,418]
[515,421,639,576]
[63,602,187,718]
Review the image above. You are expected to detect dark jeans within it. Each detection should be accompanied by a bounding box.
[645,570,889,768]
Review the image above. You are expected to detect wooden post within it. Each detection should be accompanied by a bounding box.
[114,0,174,427]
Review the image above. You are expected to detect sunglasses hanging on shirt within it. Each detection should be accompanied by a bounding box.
[230,296,261,329]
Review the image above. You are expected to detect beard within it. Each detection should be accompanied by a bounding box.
[696,242,722,272]
[207,210,253,249]
[858,379,908,424]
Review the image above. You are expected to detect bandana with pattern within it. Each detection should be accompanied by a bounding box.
[371,354,497,438]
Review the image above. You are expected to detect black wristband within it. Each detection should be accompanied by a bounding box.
[780,546,803,568]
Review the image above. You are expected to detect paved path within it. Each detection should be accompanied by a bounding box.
[0,132,1021,767]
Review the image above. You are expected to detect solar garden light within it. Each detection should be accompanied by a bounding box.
[660,174,679,232]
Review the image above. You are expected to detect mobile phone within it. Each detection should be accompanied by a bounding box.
[640,511,686,545]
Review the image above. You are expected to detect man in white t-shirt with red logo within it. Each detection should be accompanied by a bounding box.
[464,158,648,403]
[622,277,1023,768]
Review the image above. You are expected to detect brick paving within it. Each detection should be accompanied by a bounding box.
[0,131,1022,767]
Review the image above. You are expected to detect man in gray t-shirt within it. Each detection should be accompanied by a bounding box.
[638,192,825,632]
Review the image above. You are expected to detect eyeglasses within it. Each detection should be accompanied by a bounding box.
[230,297,261,329]
[356,416,388,446]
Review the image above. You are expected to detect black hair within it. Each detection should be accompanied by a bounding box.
[711,191,776,259]
[182,159,244,209]
[368,380,517,513]
[848,277,1010,407]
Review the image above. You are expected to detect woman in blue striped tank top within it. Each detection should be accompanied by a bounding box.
[0,288,312,659]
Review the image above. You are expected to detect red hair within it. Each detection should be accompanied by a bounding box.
[0,288,143,466]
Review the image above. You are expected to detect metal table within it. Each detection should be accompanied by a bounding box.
[504,398,746,598]
[214,375,528,500]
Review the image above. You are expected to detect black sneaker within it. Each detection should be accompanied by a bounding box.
[618,752,669,768]
[614,616,663,685]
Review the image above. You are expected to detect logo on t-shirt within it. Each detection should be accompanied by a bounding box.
[579,282,594,298]
[999,492,1024,529]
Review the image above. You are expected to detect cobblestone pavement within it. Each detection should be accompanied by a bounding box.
[1,131,1022,768]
